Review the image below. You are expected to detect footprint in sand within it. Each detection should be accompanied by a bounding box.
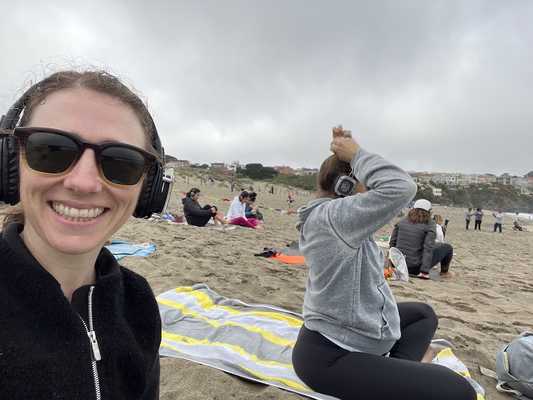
[443,300,477,313]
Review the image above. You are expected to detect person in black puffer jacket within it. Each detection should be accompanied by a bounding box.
[182,188,225,226]
[0,70,162,399]
[389,199,454,280]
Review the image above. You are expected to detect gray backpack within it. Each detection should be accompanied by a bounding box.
[496,332,533,399]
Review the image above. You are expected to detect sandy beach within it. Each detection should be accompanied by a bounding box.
[96,175,533,399]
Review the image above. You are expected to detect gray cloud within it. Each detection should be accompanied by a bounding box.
[2,0,532,175]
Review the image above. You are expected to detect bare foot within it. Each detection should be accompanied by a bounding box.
[421,344,439,363]
[440,271,454,279]
[417,272,430,280]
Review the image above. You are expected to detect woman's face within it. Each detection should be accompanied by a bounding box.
[19,87,147,255]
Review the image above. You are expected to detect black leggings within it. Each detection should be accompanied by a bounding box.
[474,220,482,230]
[292,302,475,400]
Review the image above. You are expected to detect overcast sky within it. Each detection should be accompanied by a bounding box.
[1,1,532,175]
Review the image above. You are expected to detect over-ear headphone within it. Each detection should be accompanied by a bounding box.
[334,175,358,197]
[0,82,173,218]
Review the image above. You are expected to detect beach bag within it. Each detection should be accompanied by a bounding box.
[496,332,533,399]
[388,247,409,282]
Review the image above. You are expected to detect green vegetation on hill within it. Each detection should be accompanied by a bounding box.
[270,174,316,191]
[418,183,533,212]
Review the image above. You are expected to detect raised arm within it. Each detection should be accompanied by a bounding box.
[326,134,417,248]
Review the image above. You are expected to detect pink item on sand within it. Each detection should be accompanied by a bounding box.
[229,217,259,229]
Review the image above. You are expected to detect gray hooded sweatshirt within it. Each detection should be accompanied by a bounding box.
[297,148,417,355]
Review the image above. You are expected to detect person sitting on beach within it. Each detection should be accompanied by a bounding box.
[182,188,225,227]
[465,207,473,230]
[513,212,524,231]
[389,199,454,280]
[292,126,475,400]
[245,192,264,221]
[226,191,260,228]
[0,70,162,398]
[474,208,483,230]
[492,209,504,233]
[433,214,446,242]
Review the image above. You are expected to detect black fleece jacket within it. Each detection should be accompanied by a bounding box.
[0,223,161,400]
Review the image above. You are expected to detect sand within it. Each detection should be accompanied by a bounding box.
[110,176,532,399]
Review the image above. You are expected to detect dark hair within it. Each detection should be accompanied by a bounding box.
[408,208,430,224]
[249,192,257,202]
[433,214,443,225]
[186,188,201,197]
[19,70,158,154]
[239,191,250,200]
[317,154,352,194]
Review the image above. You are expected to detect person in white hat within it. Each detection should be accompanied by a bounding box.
[389,199,454,279]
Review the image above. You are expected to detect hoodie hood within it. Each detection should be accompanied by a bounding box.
[296,198,331,231]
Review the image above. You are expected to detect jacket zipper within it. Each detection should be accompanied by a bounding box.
[79,285,102,400]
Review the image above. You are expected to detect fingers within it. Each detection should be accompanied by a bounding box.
[332,124,344,138]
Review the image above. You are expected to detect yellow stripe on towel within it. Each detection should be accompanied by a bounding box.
[173,287,303,327]
[161,331,293,369]
[158,297,296,348]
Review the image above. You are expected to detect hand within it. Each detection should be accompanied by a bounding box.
[332,125,352,138]
[330,136,359,162]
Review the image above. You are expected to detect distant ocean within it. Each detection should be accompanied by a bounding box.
[505,212,533,221]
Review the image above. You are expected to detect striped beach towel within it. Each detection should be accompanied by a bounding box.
[157,284,337,399]
[157,284,485,400]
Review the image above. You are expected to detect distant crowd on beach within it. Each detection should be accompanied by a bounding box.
[463,207,526,232]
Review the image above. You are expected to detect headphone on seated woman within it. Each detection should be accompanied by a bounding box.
[0,82,173,218]
[334,174,358,197]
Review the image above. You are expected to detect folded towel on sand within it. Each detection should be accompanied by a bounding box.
[157,284,485,400]
[105,240,156,260]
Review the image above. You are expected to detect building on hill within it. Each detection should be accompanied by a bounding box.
[478,174,497,184]
[431,186,442,197]
[295,168,318,176]
[526,171,533,186]
[274,166,296,175]
[497,173,512,185]
[210,162,228,170]
[409,172,433,184]
[166,159,190,168]
[511,176,528,188]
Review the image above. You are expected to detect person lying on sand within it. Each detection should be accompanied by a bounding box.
[292,125,475,400]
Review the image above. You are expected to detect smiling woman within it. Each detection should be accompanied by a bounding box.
[0,70,169,400]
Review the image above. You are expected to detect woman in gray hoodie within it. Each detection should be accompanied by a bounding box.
[291,127,475,400]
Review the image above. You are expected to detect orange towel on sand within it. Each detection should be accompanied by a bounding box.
[271,254,306,265]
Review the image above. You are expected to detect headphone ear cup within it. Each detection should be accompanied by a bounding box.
[0,136,20,205]
[134,163,163,218]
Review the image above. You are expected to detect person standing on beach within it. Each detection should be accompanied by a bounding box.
[292,126,475,400]
[474,208,484,230]
[465,207,473,230]
[492,209,504,233]
[0,70,163,399]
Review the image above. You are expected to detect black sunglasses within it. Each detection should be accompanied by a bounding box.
[13,127,158,186]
